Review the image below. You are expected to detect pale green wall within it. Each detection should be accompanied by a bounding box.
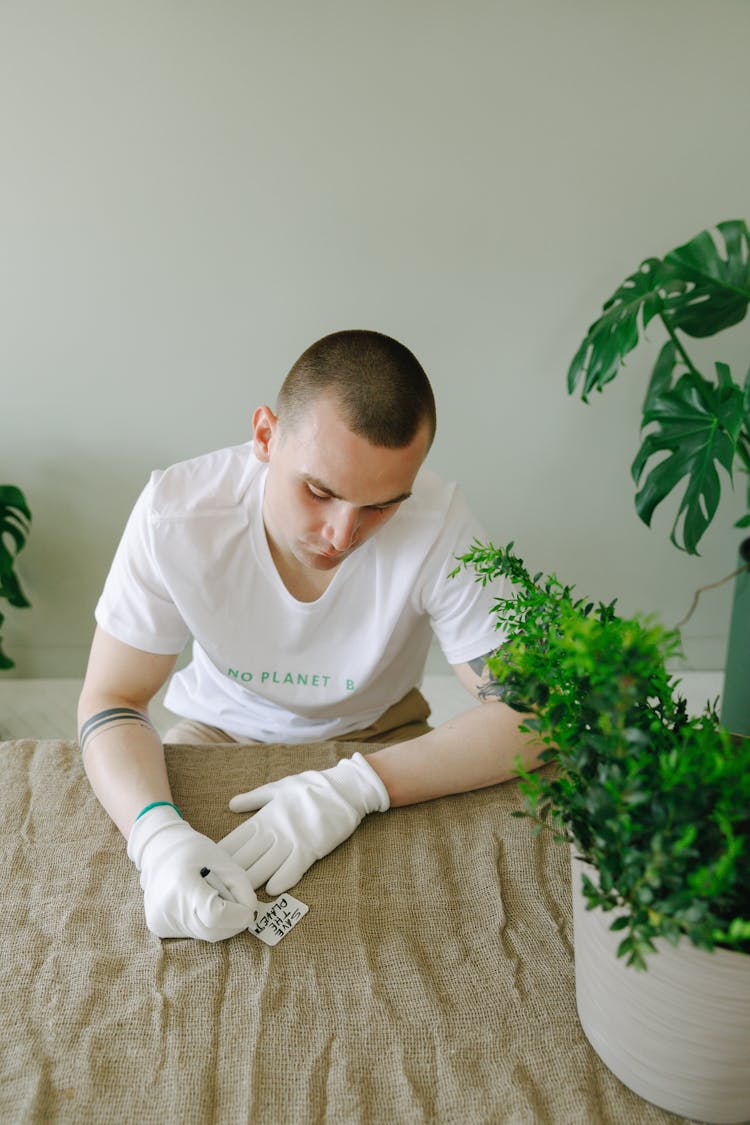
[2,0,748,677]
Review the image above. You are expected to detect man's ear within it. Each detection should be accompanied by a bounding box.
[252,406,279,463]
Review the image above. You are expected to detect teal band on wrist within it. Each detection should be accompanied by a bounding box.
[135,800,183,821]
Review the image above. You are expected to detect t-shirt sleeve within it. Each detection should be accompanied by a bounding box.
[417,489,510,666]
[95,476,191,655]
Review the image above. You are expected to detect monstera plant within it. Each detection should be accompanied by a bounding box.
[567,218,750,556]
[0,485,32,669]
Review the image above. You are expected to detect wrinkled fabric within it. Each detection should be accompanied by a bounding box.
[0,739,692,1124]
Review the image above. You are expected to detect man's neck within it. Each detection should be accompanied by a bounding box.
[266,537,337,603]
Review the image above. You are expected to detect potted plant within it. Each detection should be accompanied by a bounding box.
[0,485,32,670]
[566,218,750,735]
[453,540,750,1124]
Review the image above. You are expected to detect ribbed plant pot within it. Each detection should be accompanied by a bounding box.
[571,855,750,1124]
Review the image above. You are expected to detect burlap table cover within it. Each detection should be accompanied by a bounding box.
[0,739,695,1125]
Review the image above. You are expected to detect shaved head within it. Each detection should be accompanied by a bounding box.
[277,329,436,449]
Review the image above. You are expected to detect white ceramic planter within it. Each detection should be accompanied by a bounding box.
[571,855,750,1124]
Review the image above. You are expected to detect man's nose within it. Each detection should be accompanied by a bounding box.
[323,504,359,551]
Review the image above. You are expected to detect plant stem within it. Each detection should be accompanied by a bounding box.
[658,314,704,384]
[675,562,750,628]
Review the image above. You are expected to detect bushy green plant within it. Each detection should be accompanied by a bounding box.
[567,218,750,555]
[453,541,750,969]
[0,485,32,669]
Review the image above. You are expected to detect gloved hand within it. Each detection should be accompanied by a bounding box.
[219,752,391,894]
[127,805,259,941]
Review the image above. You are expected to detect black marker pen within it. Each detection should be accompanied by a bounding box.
[201,867,258,922]
[200,866,236,901]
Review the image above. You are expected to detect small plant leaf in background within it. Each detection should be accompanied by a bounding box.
[0,485,32,669]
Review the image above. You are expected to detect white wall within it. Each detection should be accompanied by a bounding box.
[2,0,749,676]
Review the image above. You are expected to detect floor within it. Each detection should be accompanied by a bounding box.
[0,671,725,741]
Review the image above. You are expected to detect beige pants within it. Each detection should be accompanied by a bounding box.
[162,687,432,747]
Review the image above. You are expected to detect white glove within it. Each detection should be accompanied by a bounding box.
[219,753,390,894]
[127,805,259,942]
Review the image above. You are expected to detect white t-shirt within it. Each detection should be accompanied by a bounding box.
[95,444,505,742]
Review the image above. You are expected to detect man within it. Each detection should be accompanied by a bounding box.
[78,330,540,942]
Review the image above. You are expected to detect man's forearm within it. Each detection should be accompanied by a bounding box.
[364,702,543,808]
[78,698,174,838]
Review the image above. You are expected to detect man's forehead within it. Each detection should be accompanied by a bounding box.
[277,397,428,501]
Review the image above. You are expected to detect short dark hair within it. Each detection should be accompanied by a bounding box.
[277,330,436,449]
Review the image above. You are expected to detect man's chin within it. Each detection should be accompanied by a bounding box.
[299,546,347,570]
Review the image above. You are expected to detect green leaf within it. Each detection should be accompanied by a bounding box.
[567,221,750,549]
[456,539,750,962]
[0,485,31,521]
[567,258,669,400]
[0,490,31,607]
[662,220,750,338]
[0,610,12,669]
[0,487,32,666]
[631,371,744,554]
[642,340,680,413]
[568,222,750,401]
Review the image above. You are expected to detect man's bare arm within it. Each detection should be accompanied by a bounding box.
[364,650,542,807]
[77,626,179,837]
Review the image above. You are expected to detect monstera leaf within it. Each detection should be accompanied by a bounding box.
[0,485,32,669]
[568,220,750,553]
[740,377,750,528]
[663,221,750,338]
[632,364,745,554]
[567,257,673,400]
